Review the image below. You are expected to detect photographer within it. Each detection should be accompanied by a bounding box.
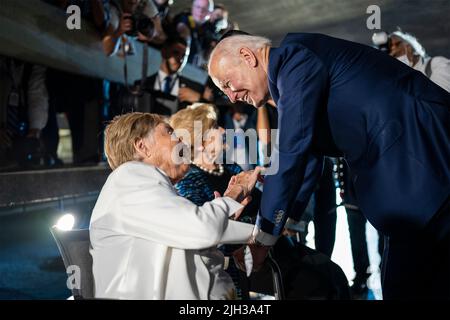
[138,36,210,115]
[102,0,167,56]
[175,0,218,69]
[373,30,450,92]
[0,57,49,170]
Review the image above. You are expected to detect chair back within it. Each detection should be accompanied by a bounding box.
[50,227,94,299]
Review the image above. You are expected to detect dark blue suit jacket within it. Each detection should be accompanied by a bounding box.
[259,33,450,237]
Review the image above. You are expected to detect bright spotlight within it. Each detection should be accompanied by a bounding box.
[56,214,75,231]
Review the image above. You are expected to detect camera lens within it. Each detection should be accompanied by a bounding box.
[136,16,154,38]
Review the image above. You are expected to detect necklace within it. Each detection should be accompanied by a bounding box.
[193,162,225,176]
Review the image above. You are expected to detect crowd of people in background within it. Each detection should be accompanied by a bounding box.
[0,0,248,172]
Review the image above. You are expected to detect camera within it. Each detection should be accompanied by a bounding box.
[372,31,391,54]
[124,0,155,38]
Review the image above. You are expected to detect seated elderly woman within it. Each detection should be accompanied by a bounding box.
[89,112,260,300]
[170,104,263,298]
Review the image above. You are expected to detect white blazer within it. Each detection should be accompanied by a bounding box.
[89,161,253,300]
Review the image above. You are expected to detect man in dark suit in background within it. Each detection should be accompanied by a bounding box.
[208,32,450,299]
[139,36,207,115]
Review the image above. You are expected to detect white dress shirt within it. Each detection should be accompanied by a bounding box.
[154,70,180,97]
[89,161,253,300]
[153,70,180,114]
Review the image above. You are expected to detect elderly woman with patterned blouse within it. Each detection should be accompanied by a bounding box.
[170,104,263,298]
[171,103,261,209]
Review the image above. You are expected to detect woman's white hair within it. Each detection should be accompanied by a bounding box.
[208,35,272,71]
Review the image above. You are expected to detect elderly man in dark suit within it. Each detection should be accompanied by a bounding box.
[208,32,450,299]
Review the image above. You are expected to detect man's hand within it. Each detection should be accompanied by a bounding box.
[137,32,153,42]
[178,87,201,103]
[116,13,133,37]
[232,244,271,275]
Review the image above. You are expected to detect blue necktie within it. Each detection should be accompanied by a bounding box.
[163,75,172,94]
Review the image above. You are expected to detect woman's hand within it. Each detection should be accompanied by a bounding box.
[216,187,252,221]
[222,182,246,202]
[230,167,264,195]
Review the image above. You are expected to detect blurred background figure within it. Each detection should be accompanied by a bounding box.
[372,29,450,92]
[102,0,167,56]
[137,36,210,115]
[175,0,219,69]
[0,57,50,170]
[44,0,109,165]
[223,103,258,171]
[152,0,177,38]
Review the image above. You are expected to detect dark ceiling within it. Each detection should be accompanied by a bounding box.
[172,0,450,56]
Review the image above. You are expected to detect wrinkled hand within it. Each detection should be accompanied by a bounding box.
[178,87,201,103]
[232,244,271,275]
[230,167,264,195]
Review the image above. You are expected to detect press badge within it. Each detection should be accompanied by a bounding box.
[8,90,19,107]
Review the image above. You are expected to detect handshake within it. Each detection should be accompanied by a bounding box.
[216,166,264,220]
[214,167,271,276]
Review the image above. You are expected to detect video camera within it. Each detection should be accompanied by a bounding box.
[124,0,155,38]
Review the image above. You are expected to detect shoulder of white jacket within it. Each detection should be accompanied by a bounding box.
[111,161,171,186]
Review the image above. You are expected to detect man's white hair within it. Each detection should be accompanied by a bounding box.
[208,35,272,71]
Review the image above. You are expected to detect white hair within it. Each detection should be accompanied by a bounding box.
[208,35,272,71]
[391,30,428,59]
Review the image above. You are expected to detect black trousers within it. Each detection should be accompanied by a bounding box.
[313,158,336,258]
[381,197,450,299]
[346,208,370,281]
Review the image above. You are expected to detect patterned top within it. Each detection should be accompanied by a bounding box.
[175,164,243,206]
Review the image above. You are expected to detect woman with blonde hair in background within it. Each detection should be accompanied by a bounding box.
[170,103,263,298]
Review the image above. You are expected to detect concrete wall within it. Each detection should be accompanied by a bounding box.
[0,0,207,84]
